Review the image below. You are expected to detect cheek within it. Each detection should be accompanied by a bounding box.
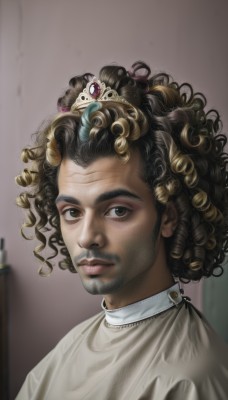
[122,222,158,260]
[118,225,154,261]
[118,217,156,245]
[60,226,75,253]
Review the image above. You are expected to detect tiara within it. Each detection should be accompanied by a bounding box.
[71,77,131,111]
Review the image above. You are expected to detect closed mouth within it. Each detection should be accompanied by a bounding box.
[77,258,115,276]
[78,258,114,267]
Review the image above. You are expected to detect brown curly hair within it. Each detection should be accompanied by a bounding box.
[16,61,228,281]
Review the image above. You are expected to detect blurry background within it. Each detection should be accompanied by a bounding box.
[0,0,227,398]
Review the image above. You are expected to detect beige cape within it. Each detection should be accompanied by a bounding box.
[16,302,228,399]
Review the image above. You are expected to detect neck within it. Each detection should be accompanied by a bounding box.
[104,270,175,310]
[102,283,182,326]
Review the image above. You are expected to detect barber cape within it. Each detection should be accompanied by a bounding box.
[16,284,228,399]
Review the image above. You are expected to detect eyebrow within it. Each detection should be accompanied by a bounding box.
[55,189,141,206]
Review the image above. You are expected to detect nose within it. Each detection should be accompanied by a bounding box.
[77,213,106,249]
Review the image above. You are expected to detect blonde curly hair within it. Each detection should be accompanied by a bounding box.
[16,61,228,281]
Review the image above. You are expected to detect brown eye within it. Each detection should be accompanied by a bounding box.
[114,207,127,216]
[62,208,81,221]
[106,206,131,219]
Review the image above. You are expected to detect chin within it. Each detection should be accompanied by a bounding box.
[82,277,124,295]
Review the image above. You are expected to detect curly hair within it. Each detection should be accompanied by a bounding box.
[16,61,228,281]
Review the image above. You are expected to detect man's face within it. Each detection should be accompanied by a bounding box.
[56,152,174,308]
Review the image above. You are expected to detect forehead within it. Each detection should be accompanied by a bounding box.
[57,153,150,197]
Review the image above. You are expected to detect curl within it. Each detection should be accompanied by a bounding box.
[154,179,180,204]
[79,102,102,141]
[21,147,43,163]
[180,124,212,154]
[192,190,209,211]
[15,169,38,187]
[128,61,150,86]
[169,140,198,188]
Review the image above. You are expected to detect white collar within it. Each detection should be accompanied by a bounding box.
[101,283,183,326]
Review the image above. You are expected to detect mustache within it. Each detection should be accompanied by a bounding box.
[74,249,120,266]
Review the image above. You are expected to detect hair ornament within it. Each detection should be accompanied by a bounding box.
[57,105,71,113]
[79,102,102,142]
[71,77,132,111]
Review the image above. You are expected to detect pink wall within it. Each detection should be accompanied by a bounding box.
[0,0,227,398]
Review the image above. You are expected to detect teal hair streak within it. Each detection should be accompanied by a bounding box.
[79,102,102,141]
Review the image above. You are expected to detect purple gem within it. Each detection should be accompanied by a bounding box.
[89,82,101,99]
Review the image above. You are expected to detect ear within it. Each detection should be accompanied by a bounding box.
[160,202,178,238]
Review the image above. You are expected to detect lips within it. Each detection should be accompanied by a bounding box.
[78,259,114,275]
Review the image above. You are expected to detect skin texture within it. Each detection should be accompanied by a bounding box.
[56,152,177,309]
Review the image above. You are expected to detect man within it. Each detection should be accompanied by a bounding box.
[16,61,228,399]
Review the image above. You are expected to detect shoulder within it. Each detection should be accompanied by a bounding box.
[153,302,228,397]
[169,302,228,362]
[138,302,228,399]
[16,311,104,399]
